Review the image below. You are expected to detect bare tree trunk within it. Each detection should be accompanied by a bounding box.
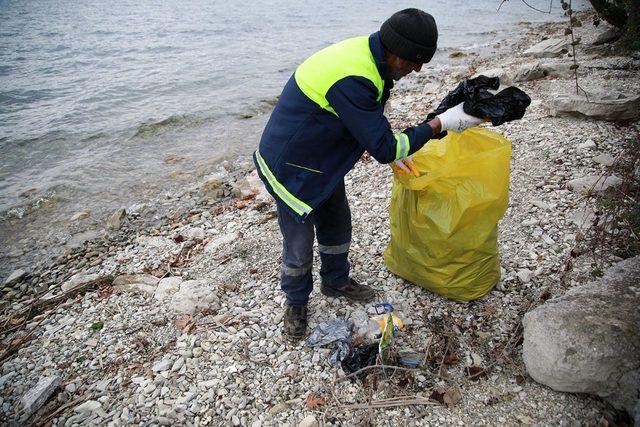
[622,0,639,49]
[588,0,628,28]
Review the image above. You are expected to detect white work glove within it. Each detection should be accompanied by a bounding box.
[390,156,419,177]
[437,102,484,132]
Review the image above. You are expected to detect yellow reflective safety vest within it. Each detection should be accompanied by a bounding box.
[253,33,432,221]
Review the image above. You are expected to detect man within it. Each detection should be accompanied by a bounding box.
[253,8,483,341]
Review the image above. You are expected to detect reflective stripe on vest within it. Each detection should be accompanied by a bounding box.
[294,36,384,116]
[255,151,313,217]
[394,132,409,160]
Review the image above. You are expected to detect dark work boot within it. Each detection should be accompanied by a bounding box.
[283,305,308,342]
[320,278,376,303]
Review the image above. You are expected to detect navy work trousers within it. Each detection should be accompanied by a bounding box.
[277,180,352,306]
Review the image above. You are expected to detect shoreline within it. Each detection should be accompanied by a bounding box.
[2,9,640,425]
[0,11,565,281]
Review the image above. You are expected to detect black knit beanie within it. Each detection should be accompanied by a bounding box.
[380,8,438,63]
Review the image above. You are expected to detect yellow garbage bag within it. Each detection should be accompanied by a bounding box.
[384,128,511,301]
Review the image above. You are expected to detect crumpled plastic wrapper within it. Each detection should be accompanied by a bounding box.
[304,317,354,364]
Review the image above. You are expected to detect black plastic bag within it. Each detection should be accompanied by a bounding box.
[341,343,379,379]
[425,75,531,138]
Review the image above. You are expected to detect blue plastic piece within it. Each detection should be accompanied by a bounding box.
[374,302,394,315]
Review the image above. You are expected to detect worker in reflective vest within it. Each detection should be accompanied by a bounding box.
[253,8,484,341]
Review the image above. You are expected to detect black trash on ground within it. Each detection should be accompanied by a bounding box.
[425,75,531,138]
[341,343,379,379]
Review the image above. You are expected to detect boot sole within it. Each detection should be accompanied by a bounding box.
[283,331,306,342]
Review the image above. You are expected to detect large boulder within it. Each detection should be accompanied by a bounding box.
[523,256,640,420]
[592,27,622,46]
[552,93,640,121]
[61,272,101,292]
[523,37,569,58]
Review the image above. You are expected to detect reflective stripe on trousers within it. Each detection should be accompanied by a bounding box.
[277,181,352,306]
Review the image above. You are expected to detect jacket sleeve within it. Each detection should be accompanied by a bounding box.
[326,76,433,164]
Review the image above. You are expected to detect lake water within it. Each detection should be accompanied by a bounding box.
[0,0,587,276]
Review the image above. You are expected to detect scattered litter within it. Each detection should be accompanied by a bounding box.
[397,350,422,368]
[353,302,404,341]
[304,318,353,363]
[341,343,379,379]
[378,314,396,365]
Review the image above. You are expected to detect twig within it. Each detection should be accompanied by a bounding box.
[39,393,92,424]
[520,0,552,13]
[497,0,508,12]
[0,300,65,364]
[335,364,421,383]
[437,339,450,377]
[337,396,437,410]
[421,334,434,367]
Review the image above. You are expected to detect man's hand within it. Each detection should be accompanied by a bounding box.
[390,156,420,177]
[436,103,484,132]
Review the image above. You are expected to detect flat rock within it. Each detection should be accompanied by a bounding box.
[74,400,102,413]
[115,282,157,296]
[523,256,640,416]
[199,172,228,199]
[112,274,160,287]
[171,280,220,314]
[569,208,596,227]
[592,27,622,46]
[21,376,60,415]
[552,93,640,121]
[577,139,596,151]
[542,62,572,79]
[267,402,289,415]
[299,415,319,427]
[245,170,272,202]
[182,227,206,241]
[128,203,148,216]
[61,273,101,292]
[471,68,513,86]
[592,154,615,167]
[107,208,127,229]
[523,37,569,58]
[566,175,622,193]
[514,61,572,82]
[517,269,533,283]
[514,62,547,82]
[154,277,183,300]
[3,269,27,286]
[152,359,173,372]
[531,200,551,210]
[204,232,242,254]
[71,210,91,221]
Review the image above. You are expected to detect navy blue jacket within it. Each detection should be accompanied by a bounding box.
[254,32,434,222]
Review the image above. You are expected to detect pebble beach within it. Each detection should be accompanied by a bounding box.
[1,9,639,426]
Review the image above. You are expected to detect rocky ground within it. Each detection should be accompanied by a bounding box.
[1,10,639,427]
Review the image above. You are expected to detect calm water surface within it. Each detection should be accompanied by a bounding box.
[0,0,587,276]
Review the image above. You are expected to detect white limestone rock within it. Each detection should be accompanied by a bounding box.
[523,256,640,417]
[523,37,569,58]
[21,376,60,415]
